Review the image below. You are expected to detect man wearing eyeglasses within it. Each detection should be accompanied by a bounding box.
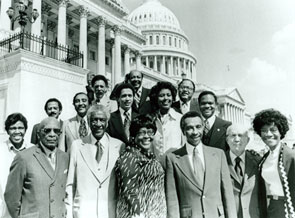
[5,117,69,218]
[173,79,198,114]
[65,105,125,218]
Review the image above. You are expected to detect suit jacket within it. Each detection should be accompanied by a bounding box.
[4,145,69,218]
[132,87,152,115]
[259,144,295,216]
[106,110,138,144]
[172,99,199,114]
[59,116,90,152]
[226,151,263,218]
[166,144,237,218]
[202,117,231,151]
[31,120,64,145]
[65,133,124,218]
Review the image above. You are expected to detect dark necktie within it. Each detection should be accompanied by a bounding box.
[79,119,88,138]
[235,156,243,182]
[134,92,140,108]
[95,141,103,164]
[193,147,204,188]
[204,119,210,135]
[124,111,131,139]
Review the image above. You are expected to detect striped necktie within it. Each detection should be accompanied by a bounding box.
[124,111,131,139]
[79,119,88,138]
[134,92,140,108]
[204,119,210,135]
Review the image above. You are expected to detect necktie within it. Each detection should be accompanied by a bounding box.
[193,147,204,188]
[95,141,103,164]
[79,119,88,138]
[235,156,243,182]
[49,152,56,170]
[124,111,131,139]
[134,92,140,108]
[204,119,210,135]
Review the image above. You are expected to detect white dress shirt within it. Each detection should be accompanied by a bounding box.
[229,150,246,175]
[262,144,284,196]
[186,142,205,170]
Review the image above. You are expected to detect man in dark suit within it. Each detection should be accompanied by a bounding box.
[166,111,237,218]
[128,70,151,115]
[31,98,63,145]
[173,79,198,114]
[107,83,138,144]
[59,92,90,152]
[5,117,69,218]
[198,90,231,151]
[225,124,263,218]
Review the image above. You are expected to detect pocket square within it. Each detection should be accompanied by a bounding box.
[64,169,68,174]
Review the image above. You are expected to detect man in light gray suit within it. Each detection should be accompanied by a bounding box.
[5,117,69,218]
[66,104,125,218]
[166,111,237,218]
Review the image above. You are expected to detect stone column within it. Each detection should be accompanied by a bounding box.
[168,56,173,76]
[145,56,149,68]
[0,0,12,31]
[79,6,89,69]
[113,25,122,85]
[177,57,181,75]
[110,39,115,87]
[97,16,106,75]
[123,46,130,75]
[161,56,166,74]
[57,0,69,45]
[153,56,157,71]
[135,51,142,70]
[31,0,42,36]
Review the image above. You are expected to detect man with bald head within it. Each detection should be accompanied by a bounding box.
[5,117,69,218]
[225,124,265,218]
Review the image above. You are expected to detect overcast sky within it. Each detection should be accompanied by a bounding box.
[124,0,295,119]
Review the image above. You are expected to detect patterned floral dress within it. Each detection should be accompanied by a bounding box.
[115,146,167,218]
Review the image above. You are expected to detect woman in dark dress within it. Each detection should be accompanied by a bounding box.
[253,108,295,218]
[115,114,167,218]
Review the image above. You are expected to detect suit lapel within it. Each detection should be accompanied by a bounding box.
[33,146,54,179]
[175,146,203,191]
[69,116,79,139]
[113,110,128,142]
[52,149,64,182]
[209,117,224,145]
[139,88,148,107]
[244,153,255,182]
[225,151,241,184]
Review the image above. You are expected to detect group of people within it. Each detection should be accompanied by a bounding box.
[0,69,294,218]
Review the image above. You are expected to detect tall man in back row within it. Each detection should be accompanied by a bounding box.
[198,90,231,151]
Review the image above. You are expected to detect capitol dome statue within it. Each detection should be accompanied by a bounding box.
[128,0,197,82]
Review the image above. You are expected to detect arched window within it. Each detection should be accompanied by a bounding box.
[163,36,166,45]
[156,35,160,45]
[149,35,153,45]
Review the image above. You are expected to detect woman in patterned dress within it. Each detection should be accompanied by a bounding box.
[253,108,295,218]
[115,114,167,218]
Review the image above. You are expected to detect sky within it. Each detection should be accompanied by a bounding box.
[123,0,295,119]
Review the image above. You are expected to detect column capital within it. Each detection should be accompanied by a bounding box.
[57,0,69,7]
[41,2,52,15]
[97,16,107,27]
[134,50,143,57]
[79,6,90,18]
[122,45,130,53]
[108,39,115,47]
[112,25,122,36]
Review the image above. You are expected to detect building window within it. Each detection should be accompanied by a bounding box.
[106,57,110,65]
[179,39,181,48]
[169,37,172,46]
[156,35,159,45]
[149,35,153,45]
[163,36,166,45]
[174,38,177,47]
[90,51,96,61]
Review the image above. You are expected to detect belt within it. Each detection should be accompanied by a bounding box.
[267,195,285,200]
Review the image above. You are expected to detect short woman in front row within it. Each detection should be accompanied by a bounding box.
[253,108,295,218]
[115,114,167,218]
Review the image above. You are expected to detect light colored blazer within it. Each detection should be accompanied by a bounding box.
[166,145,237,218]
[4,145,69,218]
[59,116,90,152]
[66,133,124,218]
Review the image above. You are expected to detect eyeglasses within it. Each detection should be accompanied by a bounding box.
[41,128,61,135]
[137,130,155,137]
[9,127,25,132]
[261,127,279,134]
[179,86,194,91]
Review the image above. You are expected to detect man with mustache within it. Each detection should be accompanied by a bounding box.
[31,98,63,145]
[198,91,231,151]
[128,70,152,115]
[107,83,138,144]
[59,92,90,152]
[172,79,198,114]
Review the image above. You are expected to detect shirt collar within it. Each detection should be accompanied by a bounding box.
[180,99,191,106]
[119,107,132,117]
[157,108,178,122]
[90,133,107,149]
[229,150,246,164]
[39,142,57,157]
[7,139,27,152]
[269,143,282,156]
[186,141,204,155]
[136,86,143,96]
[76,115,87,123]
[203,115,216,128]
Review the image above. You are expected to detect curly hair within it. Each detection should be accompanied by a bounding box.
[5,113,28,133]
[149,81,177,111]
[129,114,157,139]
[252,108,289,139]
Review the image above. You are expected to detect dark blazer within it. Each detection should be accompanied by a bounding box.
[172,99,199,114]
[226,151,265,218]
[202,116,231,151]
[4,145,69,218]
[132,87,152,115]
[166,144,237,218]
[107,110,138,144]
[260,144,295,215]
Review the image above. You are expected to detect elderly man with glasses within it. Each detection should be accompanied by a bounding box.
[4,117,69,218]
